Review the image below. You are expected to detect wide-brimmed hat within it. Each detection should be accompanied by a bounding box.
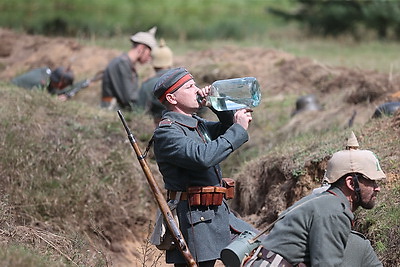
[130,26,157,50]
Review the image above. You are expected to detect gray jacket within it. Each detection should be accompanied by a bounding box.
[153,110,253,264]
[137,69,169,120]
[261,187,354,266]
[11,67,51,90]
[101,53,138,109]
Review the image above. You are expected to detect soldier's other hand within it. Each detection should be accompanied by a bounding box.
[197,85,211,106]
[234,108,252,130]
[198,85,211,98]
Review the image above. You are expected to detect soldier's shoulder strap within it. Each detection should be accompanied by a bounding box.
[350,230,367,239]
[158,118,174,127]
[143,118,174,157]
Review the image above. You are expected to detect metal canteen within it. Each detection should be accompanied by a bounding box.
[220,230,261,267]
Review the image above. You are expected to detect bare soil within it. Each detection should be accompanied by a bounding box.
[1,27,400,266]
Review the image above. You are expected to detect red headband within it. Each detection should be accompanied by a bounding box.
[158,73,193,102]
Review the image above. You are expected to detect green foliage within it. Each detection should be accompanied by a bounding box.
[0,0,290,39]
[268,0,400,40]
[0,245,58,267]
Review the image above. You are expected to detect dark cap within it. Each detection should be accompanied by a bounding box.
[291,94,322,116]
[50,67,74,85]
[153,67,193,102]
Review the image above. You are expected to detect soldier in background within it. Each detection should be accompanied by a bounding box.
[11,66,74,99]
[138,39,173,124]
[291,94,322,117]
[101,27,157,111]
[11,66,102,101]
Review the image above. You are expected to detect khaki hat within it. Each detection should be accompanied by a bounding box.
[152,39,173,68]
[130,26,157,50]
[324,149,386,183]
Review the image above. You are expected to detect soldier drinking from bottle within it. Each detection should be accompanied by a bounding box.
[152,67,256,267]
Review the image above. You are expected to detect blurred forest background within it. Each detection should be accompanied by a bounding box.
[2,0,400,41]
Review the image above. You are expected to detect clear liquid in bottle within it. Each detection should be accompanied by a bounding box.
[207,77,261,111]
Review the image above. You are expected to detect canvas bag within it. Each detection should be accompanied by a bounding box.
[150,192,181,250]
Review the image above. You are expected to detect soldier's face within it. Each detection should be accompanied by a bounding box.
[173,79,200,112]
[138,45,152,64]
[358,176,380,209]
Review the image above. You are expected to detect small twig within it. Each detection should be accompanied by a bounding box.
[33,231,80,267]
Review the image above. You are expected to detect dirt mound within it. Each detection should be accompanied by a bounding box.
[231,152,327,229]
[175,44,400,138]
[0,28,120,80]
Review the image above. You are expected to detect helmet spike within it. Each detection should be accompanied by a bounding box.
[346,131,359,150]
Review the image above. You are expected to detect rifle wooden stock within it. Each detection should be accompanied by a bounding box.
[117,110,197,267]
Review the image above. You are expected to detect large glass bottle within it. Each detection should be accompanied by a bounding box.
[202,77,261,111]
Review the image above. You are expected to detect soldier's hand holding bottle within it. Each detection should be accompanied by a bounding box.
[234,108,253,130]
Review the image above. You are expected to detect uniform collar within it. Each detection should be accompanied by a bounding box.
[327,186,353,213]
[163,110,199,128]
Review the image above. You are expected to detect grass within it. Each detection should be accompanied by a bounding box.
[0,245,61,267]
[0,85,158,266]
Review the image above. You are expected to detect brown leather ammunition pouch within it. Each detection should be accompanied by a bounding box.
[222,178,235,200]
[188,186,226,206]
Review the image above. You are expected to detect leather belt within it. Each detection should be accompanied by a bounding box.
[257,247,294,267]
[167,191,187,201]
[167,187,226,206]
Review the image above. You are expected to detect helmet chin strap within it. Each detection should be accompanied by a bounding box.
[352,174,362,204]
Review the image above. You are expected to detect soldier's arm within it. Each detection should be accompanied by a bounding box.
[359,236,382,267]
[155,122,247,169]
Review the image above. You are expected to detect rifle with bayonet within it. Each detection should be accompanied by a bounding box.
[117,110,198,267]
[57,70,104,99]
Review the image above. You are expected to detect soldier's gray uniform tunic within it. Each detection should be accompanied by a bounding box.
[102,53,139,109]
[260,187,354,266]
[11,67,51,90]
[153,110,254,264]
[137,69,169,120]
[344,231,382,267]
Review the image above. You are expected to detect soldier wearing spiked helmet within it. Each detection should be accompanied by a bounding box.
[245,131,385,267]
[101,27,157,110]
